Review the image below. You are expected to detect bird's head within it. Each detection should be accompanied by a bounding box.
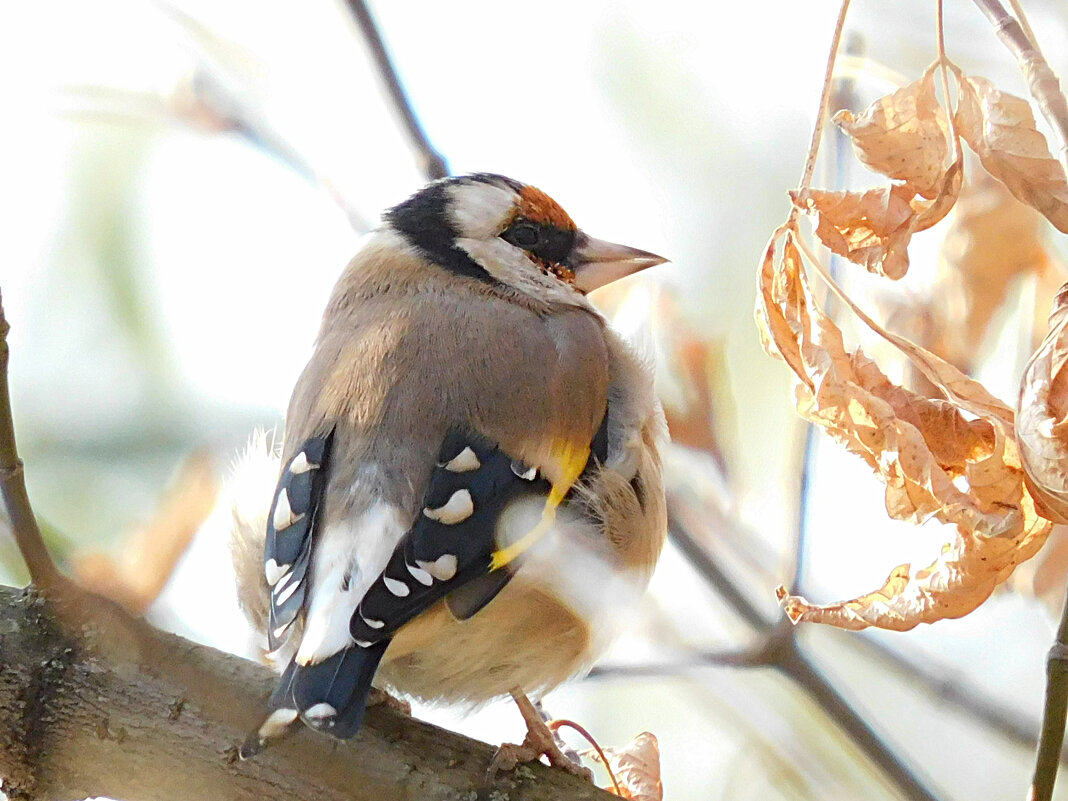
[383,174,666,303]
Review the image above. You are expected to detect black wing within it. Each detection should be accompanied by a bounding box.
[350,429,551,644]
[265,420,607,739]
[264,432,333,651]
[353,416,609,641]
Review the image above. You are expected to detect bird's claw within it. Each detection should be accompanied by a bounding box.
[488,728,593,782]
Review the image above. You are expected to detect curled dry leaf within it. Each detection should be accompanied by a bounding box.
[955,74,1068,233]
[834,65,950,199]
[1017,283,1068,524]
[790,185,915,279]
[792,63,962,280]
[789,157,962,281]
[756,224,1051,630]
[582,732,663,801]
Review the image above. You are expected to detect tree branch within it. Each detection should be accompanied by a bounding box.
[0,291,61,589]
[0,282,608,800]
[0,583,612,801]
[971,0,1068,174]
[343,0,449,181]
[1030,585,1068,801]
[667,509,945,801]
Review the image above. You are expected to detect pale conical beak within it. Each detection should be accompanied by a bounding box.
[568,232,668,293]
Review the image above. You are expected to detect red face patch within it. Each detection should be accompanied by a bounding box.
[517,185,576,231]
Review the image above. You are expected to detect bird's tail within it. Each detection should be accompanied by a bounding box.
[270,640,392,739]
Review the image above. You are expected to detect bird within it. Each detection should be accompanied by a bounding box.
[231,173,668,775]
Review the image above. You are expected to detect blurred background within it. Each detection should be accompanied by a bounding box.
[2,1,1068,799]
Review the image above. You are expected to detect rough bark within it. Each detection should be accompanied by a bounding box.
[0,584,613,801]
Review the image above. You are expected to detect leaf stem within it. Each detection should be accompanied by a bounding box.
[790,0,853,225]
[935,0,961,162]
[547,720,624,797]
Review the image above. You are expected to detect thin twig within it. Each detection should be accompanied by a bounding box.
[1030,586,1068,801]
[344,0,449,181]
[778,645,943,801]
[0,290,60,589]
[789,0,852,225]
[592,626,1064,766]
[848,630,1058,763]
[970,0,1068,174]
[667,516,944,801]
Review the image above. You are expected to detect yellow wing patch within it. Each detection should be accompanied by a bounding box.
[489,438,590,571]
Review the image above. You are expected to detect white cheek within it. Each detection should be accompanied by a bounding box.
[456,237,534,281]
[446,182,516,238]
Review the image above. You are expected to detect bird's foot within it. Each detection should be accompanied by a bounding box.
[488,689,593,781]
[489,730,593,780]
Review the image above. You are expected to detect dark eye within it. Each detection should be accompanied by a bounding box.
[502,222,541,250]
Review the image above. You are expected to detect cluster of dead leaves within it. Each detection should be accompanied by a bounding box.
[758,59,1068,630]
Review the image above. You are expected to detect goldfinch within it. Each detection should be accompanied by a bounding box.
[232,173,667,772]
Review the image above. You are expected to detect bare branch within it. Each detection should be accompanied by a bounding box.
[667,508,945,801]
[344,0,449,181]
[1030,587,1068,801]
[0,584,612,801]
[971,0,1068,174]
[0,290,61,589]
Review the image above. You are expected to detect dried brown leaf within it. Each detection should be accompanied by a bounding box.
[834,66,950,199]
[1017,284,1068,524]
[791,64,965,280]
[791,185,915,279]
[789,158,961,281]
[956,75,1068,233]
[756,225,1052,630]
[582,733,663,801]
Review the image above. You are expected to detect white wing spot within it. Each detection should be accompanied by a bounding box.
[289,451,318,474]
[274,577,301,606]
[417,554,458,582]
[511,460,537,481]
[361,615,385,629]
[443,446,480,472]
[423,489,474,524]
[265,558,290,586]
[303,702,337,721]
[273,488,305,531]
[384,576,410,597]
[407,562,434,586]
[273,569,296,595]
[272,622,292,641]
